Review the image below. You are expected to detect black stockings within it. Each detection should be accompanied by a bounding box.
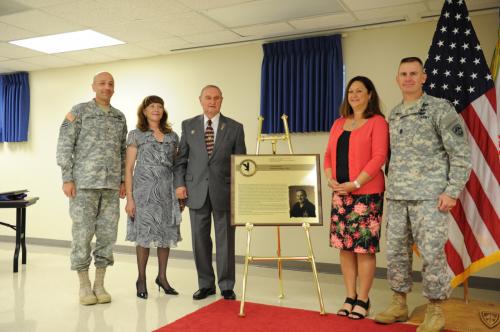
[135,246,172,291]
[157,247,171,288]
[136,246,150,293]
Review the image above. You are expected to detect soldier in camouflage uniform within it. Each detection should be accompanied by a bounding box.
[374,58,471,332]
[56,72,127,305]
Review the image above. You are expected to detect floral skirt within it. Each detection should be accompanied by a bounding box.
[329,192,383,254]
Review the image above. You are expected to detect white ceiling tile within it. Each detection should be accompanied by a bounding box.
[233,22,295,37]
[0,59,46,71]
[22,54,83,67]
[0,9,84,35]
[289,13,356,30]
[355,3,427,21]
[42,0,131,27]
[55,49,118,64]
[93,0,190,21]
[0,22,37,42]
[182,30,242,45]
[178,0,252,10]
[343,0,422,11]
[425,0,444,11]
[161,12,225,36]
[92,44,158,60]
[96,20,175,43]
[0,42,44,58]
[203,0,345,27]
[136,37,192,54]
[0,0,31,16]
[14,0,75,8]
[0,0,494,74]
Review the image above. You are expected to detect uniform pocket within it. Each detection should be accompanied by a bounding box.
[411,118,438,153]
[107,117,124,140]
[81,116,102,139]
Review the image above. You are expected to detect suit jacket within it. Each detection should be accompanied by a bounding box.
[173,113,246,211]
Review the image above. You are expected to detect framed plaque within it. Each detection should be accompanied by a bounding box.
[231,154,322,226]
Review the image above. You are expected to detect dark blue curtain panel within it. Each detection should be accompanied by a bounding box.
[260,35,343,133]
[0,72,30,142]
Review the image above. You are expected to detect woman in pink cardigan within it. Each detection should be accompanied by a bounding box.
[324,76,389,320]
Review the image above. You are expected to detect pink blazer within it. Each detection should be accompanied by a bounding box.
[324,114,389,195]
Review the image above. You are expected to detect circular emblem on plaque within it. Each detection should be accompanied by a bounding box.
[239,159,257,177]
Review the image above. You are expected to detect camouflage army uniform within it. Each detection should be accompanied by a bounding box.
[386,93,471,300]
[56,99,127,271]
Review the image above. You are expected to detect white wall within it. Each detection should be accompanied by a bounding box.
[1,13,498,278]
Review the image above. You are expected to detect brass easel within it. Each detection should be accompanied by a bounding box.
[239,115,325,317]
[256,114,293,155]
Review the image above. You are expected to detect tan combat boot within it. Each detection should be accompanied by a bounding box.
[416,301,445,332]
[374,292,409,324]
[93,267,111,304]
[77,270,98,305]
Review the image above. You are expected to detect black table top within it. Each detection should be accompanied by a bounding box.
[0,197,39,208]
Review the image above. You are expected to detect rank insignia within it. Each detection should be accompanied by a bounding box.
[452,124,464,136]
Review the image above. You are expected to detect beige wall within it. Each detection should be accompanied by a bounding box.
[1,13,498,278]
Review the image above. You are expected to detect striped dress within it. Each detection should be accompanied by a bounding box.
[126,129,182,248]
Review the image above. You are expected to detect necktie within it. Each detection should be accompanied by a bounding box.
[205,119,214,156]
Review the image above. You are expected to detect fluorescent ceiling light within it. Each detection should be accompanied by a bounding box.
[9,29,124,54]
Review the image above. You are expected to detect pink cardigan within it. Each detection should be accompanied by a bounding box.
[324,114,389,194]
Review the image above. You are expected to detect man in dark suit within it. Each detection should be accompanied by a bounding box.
[174,85,246,300]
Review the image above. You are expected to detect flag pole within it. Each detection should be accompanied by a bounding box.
[463,279,469,304]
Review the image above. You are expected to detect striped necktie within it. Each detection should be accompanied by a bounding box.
[205,119,214,156]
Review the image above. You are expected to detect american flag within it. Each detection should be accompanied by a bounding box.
[423,0,500,287]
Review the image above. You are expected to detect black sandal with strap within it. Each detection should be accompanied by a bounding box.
[349,298,370,320]
[337,296,357,316]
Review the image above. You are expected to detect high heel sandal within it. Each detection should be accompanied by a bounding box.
[155,277,179,295]
[337,296,357,316]
[136,281,148,299]
[349,298,370,320]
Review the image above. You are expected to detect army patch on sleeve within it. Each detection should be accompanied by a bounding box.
[451,123,464,136]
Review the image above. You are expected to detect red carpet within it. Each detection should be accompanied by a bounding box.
[154,299,421,332]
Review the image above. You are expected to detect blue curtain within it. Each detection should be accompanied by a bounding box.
[0,72,30,142]
[260,35,343,133]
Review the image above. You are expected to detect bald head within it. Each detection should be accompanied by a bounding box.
[92,72,115,106]
[93,71,114,83]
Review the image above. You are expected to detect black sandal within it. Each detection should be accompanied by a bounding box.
[337,296,357,316]
[349,298,370,320]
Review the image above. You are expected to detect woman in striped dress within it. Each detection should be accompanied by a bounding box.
[124,95,182,299]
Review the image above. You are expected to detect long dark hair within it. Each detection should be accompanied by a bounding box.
[339,76,384,119]
[136,95,172,134]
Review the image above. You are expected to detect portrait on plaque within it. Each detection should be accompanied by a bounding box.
[231,154,322,226]
[289,186,316,218]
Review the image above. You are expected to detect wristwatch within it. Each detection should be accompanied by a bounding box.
[353,180,361,189]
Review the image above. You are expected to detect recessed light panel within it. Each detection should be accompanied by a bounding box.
[9,29,125,54]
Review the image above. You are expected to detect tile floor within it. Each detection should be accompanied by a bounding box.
[0,242,498,332]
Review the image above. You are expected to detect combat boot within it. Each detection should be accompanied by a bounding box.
[416,302,445,332]
[374,292,409,324]
[77,270,98,305]
[93,267,112,304]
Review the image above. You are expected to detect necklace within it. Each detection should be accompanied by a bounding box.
[350,118,360,128]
